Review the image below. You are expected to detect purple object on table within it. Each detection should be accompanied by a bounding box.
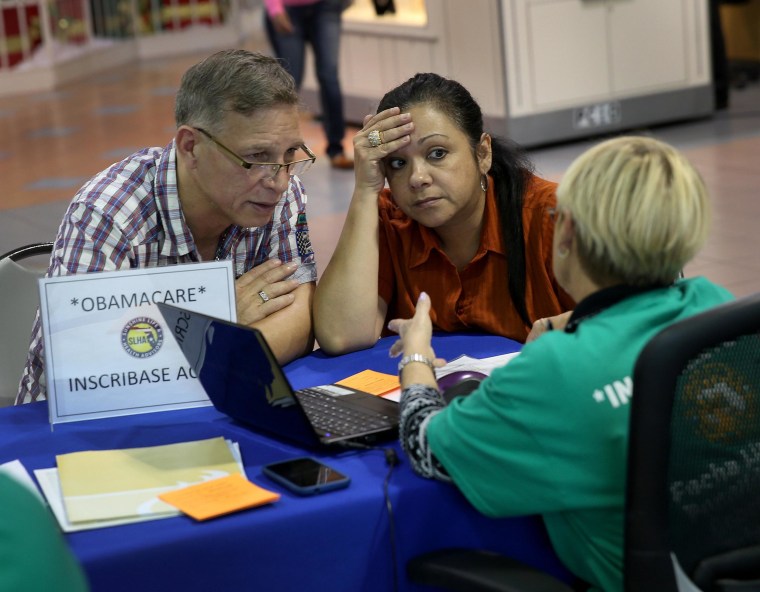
[438,371,488,404]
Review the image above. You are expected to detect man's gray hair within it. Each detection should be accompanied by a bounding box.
[174,49,299,132]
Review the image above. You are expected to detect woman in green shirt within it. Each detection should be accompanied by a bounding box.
[0,473,88,591]
[390,136,733,591]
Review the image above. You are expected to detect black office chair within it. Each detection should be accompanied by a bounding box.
[408,293,760,592]
[626,292,760,592]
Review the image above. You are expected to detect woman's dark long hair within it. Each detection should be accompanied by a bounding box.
[377,73,535,326]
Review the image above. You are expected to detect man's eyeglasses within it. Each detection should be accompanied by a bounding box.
[195,127,316,178]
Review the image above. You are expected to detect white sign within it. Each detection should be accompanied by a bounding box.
[39,261,236,425]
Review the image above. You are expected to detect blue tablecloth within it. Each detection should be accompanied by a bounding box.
[0,333,573,592]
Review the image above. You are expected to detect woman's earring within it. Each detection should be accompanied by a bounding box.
[480,175,488,192]
[557,246,570,259]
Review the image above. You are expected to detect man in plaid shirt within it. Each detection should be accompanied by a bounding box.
[17,50,319,404]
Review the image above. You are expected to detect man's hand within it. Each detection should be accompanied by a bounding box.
[236,259,300,326]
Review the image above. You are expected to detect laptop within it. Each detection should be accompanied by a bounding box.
[156,302,399,448]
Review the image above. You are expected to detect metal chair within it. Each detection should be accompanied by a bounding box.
[0,242,55,262]
[408,293,760,592]
[0,242,54,406]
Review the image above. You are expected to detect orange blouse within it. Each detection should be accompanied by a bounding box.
[377,174,574,342]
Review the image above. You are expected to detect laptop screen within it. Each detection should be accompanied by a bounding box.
[157,302,320,447]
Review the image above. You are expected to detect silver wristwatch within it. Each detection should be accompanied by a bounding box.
[397,353,435,379]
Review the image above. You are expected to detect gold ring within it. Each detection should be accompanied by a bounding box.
[368,129,384,147]
[258,290,270,304]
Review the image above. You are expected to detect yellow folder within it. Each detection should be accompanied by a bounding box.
[56,437,241,523]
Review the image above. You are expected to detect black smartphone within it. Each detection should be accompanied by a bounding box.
[262,457,351,496]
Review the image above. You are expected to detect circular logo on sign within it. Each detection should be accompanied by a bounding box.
[121,317,163,358]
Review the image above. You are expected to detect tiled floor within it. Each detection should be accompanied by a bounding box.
[1,42,760,297]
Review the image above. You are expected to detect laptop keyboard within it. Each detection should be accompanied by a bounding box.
[296,388,396,437]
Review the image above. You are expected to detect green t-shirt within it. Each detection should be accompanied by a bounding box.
[0,473,88,591]
[427,277,733,591]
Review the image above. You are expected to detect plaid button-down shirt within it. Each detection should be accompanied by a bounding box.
[16,141,317,404]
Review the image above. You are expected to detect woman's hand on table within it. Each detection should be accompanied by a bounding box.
[388,292,436,358]
[388,293,446,389]
[526,310,572,343]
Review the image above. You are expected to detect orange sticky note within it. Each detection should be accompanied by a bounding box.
[336,369,400,396]
[158,474,280,521]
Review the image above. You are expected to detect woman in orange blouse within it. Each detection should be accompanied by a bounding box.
[314,73,574,354]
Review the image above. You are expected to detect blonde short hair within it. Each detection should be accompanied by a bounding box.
[556,136,710,286]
